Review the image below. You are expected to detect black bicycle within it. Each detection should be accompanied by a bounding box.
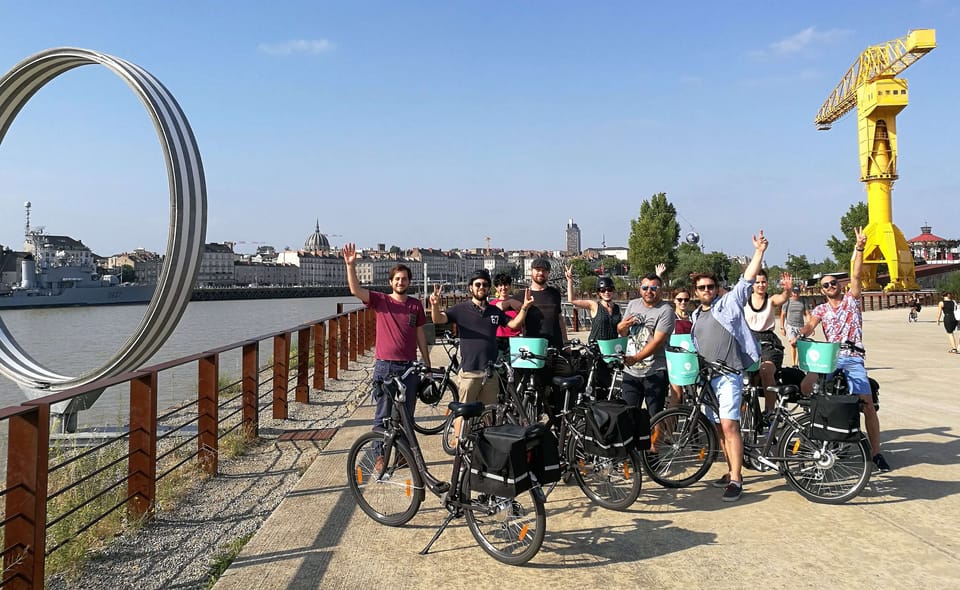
[346,362,547,565]
[412,331,461,435]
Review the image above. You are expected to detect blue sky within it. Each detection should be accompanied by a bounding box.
[1,1,957,266]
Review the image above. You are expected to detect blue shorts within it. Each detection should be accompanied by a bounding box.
[703,372,742,423]
[835,355,870,396]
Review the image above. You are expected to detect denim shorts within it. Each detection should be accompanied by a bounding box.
[703,372,742,423]
[835,355,870,396]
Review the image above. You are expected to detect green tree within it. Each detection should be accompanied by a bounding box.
[600,256,626,276]
[119,264,136,284]
[810,257,839,277]
[628,192,680,278]
[826,202,868,263]
[672,243,733,287]
[785,254,812,280]
[568,258,593,280]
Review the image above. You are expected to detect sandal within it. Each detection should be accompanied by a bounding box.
[949,349,958,354]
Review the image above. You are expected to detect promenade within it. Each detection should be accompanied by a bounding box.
[213,308,960,589]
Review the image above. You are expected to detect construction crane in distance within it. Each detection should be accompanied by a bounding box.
[815,29,936,292]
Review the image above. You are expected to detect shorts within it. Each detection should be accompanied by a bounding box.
[459,370,500,405]
[703,372,742,423]
[834,355,870,396]
[944,315,958,334]
[756,331,784,368]
[785,325,803,342]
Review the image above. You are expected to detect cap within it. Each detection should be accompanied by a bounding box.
[791,286,801,293]
[531,257,551,271]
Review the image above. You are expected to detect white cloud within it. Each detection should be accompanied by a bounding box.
[760,27,852,58]
[257,39,335,56]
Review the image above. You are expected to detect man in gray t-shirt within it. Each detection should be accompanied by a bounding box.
[779,287,808,366]
[617,272,675,417]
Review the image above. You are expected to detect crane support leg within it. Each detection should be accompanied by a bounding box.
[860,180,918,291]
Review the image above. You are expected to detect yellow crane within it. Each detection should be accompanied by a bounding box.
[815,29,936,291]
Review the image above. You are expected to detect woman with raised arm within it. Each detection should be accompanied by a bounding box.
[565,266,622,341]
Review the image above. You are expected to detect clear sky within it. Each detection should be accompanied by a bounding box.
[1,1,957,266]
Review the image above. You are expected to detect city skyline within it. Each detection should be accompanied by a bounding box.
[1,3,959,266]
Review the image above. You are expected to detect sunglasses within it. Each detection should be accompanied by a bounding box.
[696,284,717,291]
[472,281,490,288]
[675,297,690,302]
[821,280,838,289]
[640,285,660,292]
[598,288,614,293]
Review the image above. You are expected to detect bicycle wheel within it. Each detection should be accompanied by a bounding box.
[640,407,718,488]
[346,431,424,526]
[568,429,642,510]
[778,423,871,504]
[463,475,546,565]
[440,403,505,456]
[412,377,459,435]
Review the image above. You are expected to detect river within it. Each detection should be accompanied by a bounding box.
[0,296,363,428]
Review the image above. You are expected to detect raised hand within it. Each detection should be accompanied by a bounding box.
[429,283,442,307]
[521,288,534,310]
[565,265,573,281]
[655,263,666,277]
[854,226,867,249]
[781,272,793,290]
[342,243,357,265]
[753,230,768,252]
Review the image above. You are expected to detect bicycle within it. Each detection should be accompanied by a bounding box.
[346,361,547,565]
[514,342,644,511]
[642,346,872,503]
[412,331,461,435]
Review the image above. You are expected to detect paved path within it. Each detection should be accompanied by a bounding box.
[213,308,960,589]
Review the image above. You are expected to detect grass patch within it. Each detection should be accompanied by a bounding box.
[204,532,254,588]
[219,424,258,460]
[218,374,242,398]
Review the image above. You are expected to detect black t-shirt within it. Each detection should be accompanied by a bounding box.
[515,287,563,348]
[445,301,509,371]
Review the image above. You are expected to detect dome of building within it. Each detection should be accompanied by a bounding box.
[304,220,330,252]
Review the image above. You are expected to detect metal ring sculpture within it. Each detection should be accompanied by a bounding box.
[0,48,206,396]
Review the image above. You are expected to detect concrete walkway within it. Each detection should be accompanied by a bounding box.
[213,308,960,589]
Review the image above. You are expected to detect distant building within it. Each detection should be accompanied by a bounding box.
[304,220,331,253]
[197,243,236,287]
[907,225,959,264]
[276,250,345,285]
[566,219,581,256]
[108,248,163,284]
[234,261,299,286]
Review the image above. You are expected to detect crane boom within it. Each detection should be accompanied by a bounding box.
[814,29,936,128]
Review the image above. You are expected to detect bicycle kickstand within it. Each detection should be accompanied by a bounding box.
[419,512,456,555]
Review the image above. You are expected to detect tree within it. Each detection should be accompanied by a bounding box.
[671,243,733,287]
[568,258,593,280]
[785,254,812,281]
[389,245,402,254]
[628,192,680,278]
[119,264,136,284]
[826,202,867,263]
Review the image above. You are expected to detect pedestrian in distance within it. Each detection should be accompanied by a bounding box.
[690,230,768,502]
[780,285,809,367]
[798,227,890,472]
[936,292,958,353]
[342,243,431,442]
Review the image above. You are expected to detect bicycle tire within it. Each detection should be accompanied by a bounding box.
[568,429,642,510]
[640,407,718,488]
[778,422,872,504]
[440,403,509,456]
[346,431,424,526]
[462,473,546,565]
[412,377,459,435]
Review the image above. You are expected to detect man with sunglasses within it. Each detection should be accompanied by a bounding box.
[617,272,675,420]
[690,230,768,502]
[430,269,533,405]
[798,227,890,472]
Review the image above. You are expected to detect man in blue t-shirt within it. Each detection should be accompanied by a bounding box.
[430,269,532,404]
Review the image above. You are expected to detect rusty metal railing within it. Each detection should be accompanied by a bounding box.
[0,303,375,589]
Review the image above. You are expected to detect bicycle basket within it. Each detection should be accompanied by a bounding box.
[417,373,443,405]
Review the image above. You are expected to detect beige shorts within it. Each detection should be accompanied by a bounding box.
[458,370,500,405]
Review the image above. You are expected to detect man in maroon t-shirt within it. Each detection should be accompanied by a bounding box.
[343,243,430,432]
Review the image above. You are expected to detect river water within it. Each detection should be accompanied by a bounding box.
[0,296,363,428]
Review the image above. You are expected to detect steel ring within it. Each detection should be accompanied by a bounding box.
[0,47,206,397]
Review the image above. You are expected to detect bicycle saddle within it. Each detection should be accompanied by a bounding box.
[447,400,484,418]
[551,375,584,390]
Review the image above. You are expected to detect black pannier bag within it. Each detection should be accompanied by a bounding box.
[583,400,648,458]
[808,395,861,442]
[525,424,562,486]
[469,423,561,496]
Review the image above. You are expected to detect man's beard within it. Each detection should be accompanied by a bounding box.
[532,275,547,286]
[393,284,408,295]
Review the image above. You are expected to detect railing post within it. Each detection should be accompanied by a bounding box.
[339,315,349,371]
[296,327,310,403]
[328,318,339,380]
[3,405,49,589]
[313,322,326,390]
[358,308,367,352]
[572,306,580,332]
[128,371,158,520]
[242,342,259,438]
[198,354,219,475]
[273,333,291,419]
[350,310,359,362]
